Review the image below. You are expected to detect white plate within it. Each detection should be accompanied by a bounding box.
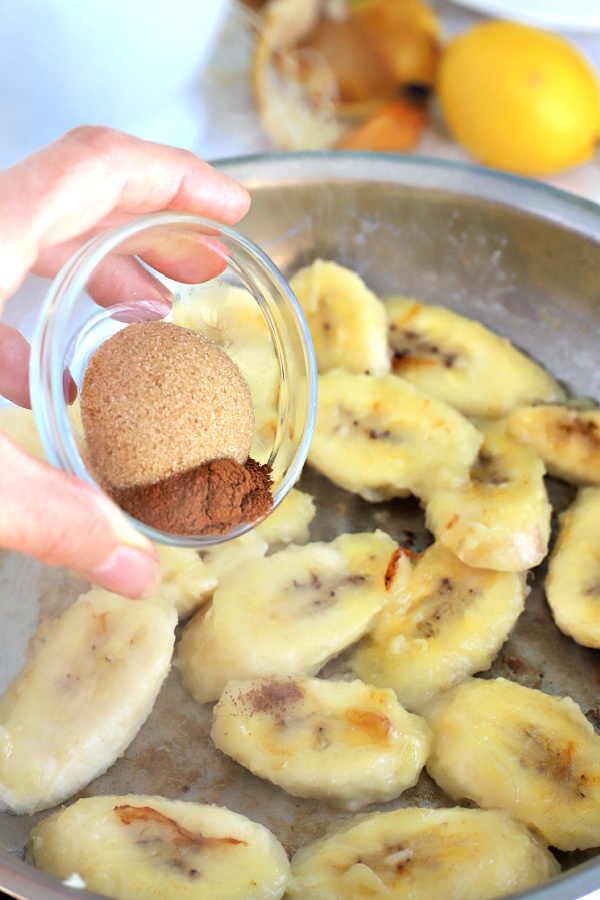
[447,0,600,31]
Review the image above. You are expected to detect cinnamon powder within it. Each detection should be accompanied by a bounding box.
[107,456,273,536]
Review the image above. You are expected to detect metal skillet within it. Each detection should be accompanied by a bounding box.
[1,152,600,900]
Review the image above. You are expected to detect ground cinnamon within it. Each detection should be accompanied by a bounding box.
[107,456,273,536]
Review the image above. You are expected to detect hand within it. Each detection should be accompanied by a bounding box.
[0,126,251,598]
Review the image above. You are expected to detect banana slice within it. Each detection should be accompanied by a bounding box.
[507,404,600,485]
[211,676,431,811]
[156,533,270,620]
[0,403,46,460]
[289,260,390,376]
[307,369,482,502]
[350,543,527,712]
[176,531,401,704]
[385,297,566,419]
[155,545,218,621]
[28,794,290,900]
[255,488,316,546]
[287,806,559,899]
[424,419,551,571]
[198,531,269,586]
[0,589,176,815]
[425,677,600,850]
[545,487,600,648]
[172,283,281,461]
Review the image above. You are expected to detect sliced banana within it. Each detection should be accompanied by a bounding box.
[385,296,566,419]
[424,419,551,571]
[289,259,390,376]
[287,806,560,899]
[211,676,431,811]
[350,543,527,712]
[176,531,401,704]
[28,794,290,900]
[0,589,176,815]
[155,487,358,621]
[255,488,316,546]
[155,545,218,621]
[198,531,269,587]
[0,403,46,460]
[307,369,482,502]
[173,283,270,343]
[155,533,270,621]
[172,283,280,460]
[507,403,600,485]
[425,677,600,850]
[545,487,600,648]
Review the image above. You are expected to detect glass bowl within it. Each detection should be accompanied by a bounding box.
[29,212,317,547]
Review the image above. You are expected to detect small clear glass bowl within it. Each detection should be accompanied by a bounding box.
[29,212,317,547]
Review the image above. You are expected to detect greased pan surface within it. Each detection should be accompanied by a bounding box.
[1,153,600,900]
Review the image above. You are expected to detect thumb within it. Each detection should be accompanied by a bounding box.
[0,432,160,598]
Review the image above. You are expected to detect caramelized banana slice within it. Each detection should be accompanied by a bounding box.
[155,545,218,621]
[255,488,316,545]
[350,543,527,711]
[0,590,176,815]
[176,531,401,704]
[287,806,559,899]
[425,677,600,850]
[507,404,600,485]
[156,495,317,624]
[289,260,390,375]
[211,676,431,811]
[386,297,566,419]
[424,420,551,571]
[156,533,269,621]
[545,487,600,648]
[308,369,482,502]
[28,794,290,900]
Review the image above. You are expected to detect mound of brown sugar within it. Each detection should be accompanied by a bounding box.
[80,321,255,489]
[107,457,273,536]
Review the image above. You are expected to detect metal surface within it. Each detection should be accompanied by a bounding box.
[2,152,600,900]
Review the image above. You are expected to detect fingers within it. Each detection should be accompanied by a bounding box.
[34,245,175,315]
[0,323,32,407]
[34,230,229,302]
[0,126,251,306]
[0,432,161,598]
[0,323,77,408]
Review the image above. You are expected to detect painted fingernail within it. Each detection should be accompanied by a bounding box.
[136,278,175,320]
[89,546,161,599]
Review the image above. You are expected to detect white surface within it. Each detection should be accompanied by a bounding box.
[447,0,600,32]
[0,0,229,167]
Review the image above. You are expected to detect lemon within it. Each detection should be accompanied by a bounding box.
[437,20,600,176]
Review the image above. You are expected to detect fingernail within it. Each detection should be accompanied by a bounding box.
[90,546,161,599]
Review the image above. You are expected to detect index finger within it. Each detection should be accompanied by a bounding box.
[0,126,251,305]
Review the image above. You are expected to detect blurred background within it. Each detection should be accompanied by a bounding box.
[5,0,599,338]
[0,0,598,199]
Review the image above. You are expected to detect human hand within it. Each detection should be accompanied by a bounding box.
[0,126,251,597]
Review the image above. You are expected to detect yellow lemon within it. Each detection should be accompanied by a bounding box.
[437,20,600,176]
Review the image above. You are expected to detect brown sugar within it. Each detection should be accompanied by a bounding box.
[80,321,255,490]
[107,457,273,536]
